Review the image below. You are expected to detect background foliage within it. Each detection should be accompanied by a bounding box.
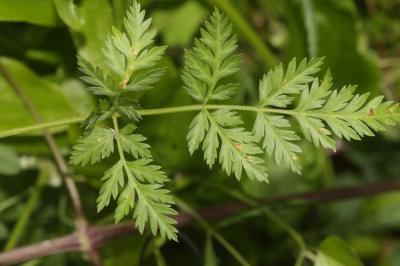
[0,0,400,265]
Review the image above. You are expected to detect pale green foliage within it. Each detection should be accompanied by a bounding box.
[206,109,268,182]
[188,109,268,181]
[182,8,240,102]
[253,58,400,172]
[258,57,324,108]
[253,114,301,173]
[70,126,114,166]
[77,58,115,96]
[103,2,166,89]
[96,138,177,240]
[92,122,177,240]
[184,10,268,181]
[72,1,177,241]
[71,1,400,242]
[184,11,400,179]
[119,124,152,158]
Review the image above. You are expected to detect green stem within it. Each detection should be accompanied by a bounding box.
[175,197,251,266]
[211,0,278,67]
[3,104,398,139]
[112,114,126,161]
[4,170,47,251]
[0,116,84,138]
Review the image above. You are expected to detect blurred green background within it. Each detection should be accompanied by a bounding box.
[0,0,400,265]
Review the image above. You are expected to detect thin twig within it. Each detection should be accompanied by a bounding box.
[0,61,100,266]
[1,178,400,265]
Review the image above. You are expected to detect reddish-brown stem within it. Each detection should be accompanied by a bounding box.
[1,178,400,265]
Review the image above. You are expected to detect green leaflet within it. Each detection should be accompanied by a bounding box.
[103,2,167,88]
[253,113,301,173]
[97,160,125,211]
[184,9,268,182]
[70,126,114,166]
[77,57,116,96]
[189,109,269,182]
[254,57,400,168]
[258,57,324,108]
[182,8,241,102]
[119,124,152,159]
[69,0,400,242]
[71,1,177,241]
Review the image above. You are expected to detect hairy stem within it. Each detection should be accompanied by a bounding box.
[2,103,398,139]
[0,116,85,138]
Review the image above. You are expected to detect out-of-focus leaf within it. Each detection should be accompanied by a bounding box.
[315,236,363,266]
[0,144,20,176]
[53,0,113,65]
[60,79,94,115]
[260,0,381,95]
[0,221,8,240]
[152,1,207,46]
[0,57,78,135]
[53,0,85,30]
[0,0,57,26]
[361,192,400,229]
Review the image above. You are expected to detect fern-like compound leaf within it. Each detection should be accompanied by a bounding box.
[101,116,177,240]
[103,2,166,89]
[125,68,166,92]
[70,126,114,166]
[187,112,209,154]
[190,109,268,182]
[256,58,400,165]
[133,182,178,240]
[295,83,400,148]
[77,57,115,96]
[119,124,152,159]
[182,8,240,103]
[97,160,124,211]
[184,9,267,181]
[253,113,302,173]
[258,57,324,108]
[126,159,169,184]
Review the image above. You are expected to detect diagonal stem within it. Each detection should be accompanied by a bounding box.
[0,61,101,266]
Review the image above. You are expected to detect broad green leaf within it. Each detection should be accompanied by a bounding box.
[315,236,363,266]
[62,0,113,65]
[152,1,207,46]
[0,57,78,135]
[53,0,85,30]
[0,0,57,26]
